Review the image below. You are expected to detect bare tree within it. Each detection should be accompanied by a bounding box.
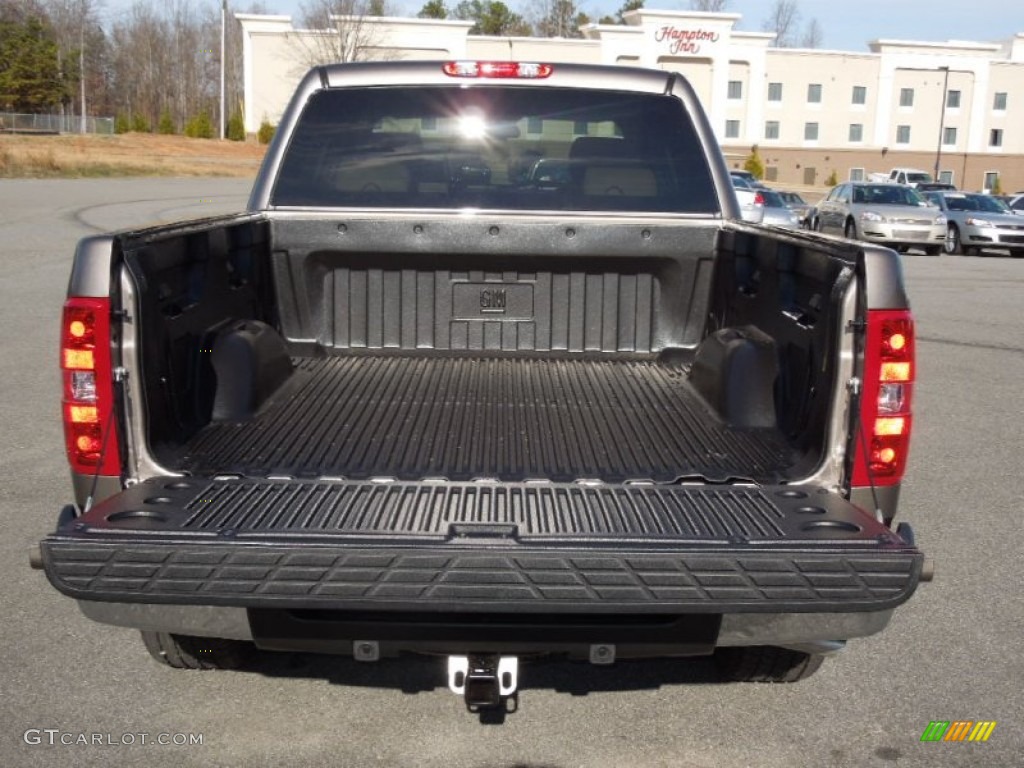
[689,0,728,11]
[529,0,585,38]
[762,0,800,48]
[293,0,392,67]
[800,17,822,48]
[43,0,102,126]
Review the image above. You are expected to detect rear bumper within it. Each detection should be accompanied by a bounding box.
[76,599,896,649]
[40,478,923,618]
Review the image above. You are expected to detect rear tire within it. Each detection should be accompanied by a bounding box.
[141,631,253,670]
[714,646,826,683]
[844,220,857,240]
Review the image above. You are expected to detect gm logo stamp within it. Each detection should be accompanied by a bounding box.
[920,720,996,742]
[452,283,533,321]
[479,288,507,313]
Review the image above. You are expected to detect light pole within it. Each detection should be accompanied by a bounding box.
[220,0,227,140]
[934,65,950,182]
[79,19,86,133]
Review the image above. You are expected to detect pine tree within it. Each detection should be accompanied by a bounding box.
[227,110,245,141]
[0,15,69,111]
[257,120,275,145]
[184,111,214,139]
[158,109,175,135]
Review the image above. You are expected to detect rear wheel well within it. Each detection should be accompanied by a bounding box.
[141,631,254,670]
[714,645,826,683]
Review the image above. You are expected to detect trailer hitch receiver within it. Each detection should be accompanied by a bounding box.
[447,654,518,712]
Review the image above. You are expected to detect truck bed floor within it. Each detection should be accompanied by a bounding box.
[181,356,794,483]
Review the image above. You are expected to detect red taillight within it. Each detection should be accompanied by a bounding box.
[442,61,553,79]
[852,310,914,486]
[61,297,120,476]
[753,192,765,206]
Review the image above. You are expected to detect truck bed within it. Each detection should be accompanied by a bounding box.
[177,355,795,484]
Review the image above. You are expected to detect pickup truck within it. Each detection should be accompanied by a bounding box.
[869,168,934,188]
[34,61,926,712]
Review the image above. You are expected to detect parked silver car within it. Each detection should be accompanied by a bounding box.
[759,189,801,229]
[1006,194,1024,215]
[778,190,812,227]
[812,182,946,255]
[729,174,765,224]
[922,191,1024,256]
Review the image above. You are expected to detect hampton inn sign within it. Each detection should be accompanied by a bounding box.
[653,26,722,56]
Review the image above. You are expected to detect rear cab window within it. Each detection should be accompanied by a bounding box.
[271,86,718,214]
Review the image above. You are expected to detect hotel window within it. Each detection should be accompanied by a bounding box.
[805,122,819,141]
[573,120,588,136]
[850,168,865,182]
[899,88,914,108]
[990,129,1003,147]
[896,125,911,144]
[943,127,957,146]
[728,80,743,99]
[851,86,866,105]
[849,124,863,142]
[725,120,740,139]
[765,120,780,139]
[807,83,822,103]
[768,82,783,101]
[946,90,961,109]
[993,92,1007,110]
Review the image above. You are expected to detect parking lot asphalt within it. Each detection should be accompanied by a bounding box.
[1,179,1021,768]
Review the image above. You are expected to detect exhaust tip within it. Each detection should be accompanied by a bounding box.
[28,545,43,571]
[919,558,934,583]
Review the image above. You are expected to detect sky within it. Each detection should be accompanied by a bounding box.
[99,0,1024,54]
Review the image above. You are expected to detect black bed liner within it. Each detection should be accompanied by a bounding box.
[41,478,922,614]
[179,356,794,483]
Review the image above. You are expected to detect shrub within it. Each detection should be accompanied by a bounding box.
[184,111,214,139]
[131,113,151,133]
[825,169,839,187]
[257,119,275,145]
[227,111,245,141]
[991,175,1002,194]
[743,146,764,180]
[158,110,175,135]
[114,112,130,134]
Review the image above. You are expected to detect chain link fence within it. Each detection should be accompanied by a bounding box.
[0,113,115,135]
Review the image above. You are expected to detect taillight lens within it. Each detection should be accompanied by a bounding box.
[442,61,553,79]
[852,310,914,486]
[753,192,765,206]
[61,298,120,476]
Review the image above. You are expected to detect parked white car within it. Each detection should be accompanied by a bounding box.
[730,173,765,224]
